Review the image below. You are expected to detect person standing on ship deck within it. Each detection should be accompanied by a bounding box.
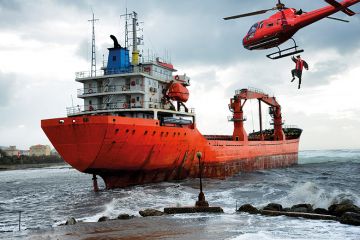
[291,55,309,89]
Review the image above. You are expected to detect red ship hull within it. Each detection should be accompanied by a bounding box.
[41,115,299,189]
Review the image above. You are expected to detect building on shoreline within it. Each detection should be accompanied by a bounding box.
[1,145,52,157]
[29,145,51,156]
[0,146,20,157]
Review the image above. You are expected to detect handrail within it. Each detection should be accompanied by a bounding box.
[283,125,299,129]
[66,101,195,116]
[75,64,173,80]
[77,84,145,96]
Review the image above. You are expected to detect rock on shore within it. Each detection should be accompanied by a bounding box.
[64,217,77,225]
[263,203,283,211]
[237,201,360,226]
[139,209,165,217]
[328,202,360,217]
[339,212,360,226]
[237,204,259,214]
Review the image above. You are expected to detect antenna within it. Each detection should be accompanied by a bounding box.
[120,9,131,49]
[88,11,99,77]
[121,11,144,65]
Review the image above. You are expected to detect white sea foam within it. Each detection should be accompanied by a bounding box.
[299,149,360,164]
[226,232,284,240]
[278,181,360,208]
[78,198,126,222]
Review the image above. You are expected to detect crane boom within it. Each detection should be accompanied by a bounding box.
[229,88,285,141]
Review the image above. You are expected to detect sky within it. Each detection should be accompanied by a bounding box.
[0,0,359,151]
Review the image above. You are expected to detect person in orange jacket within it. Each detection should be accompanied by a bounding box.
[291,55,309,89]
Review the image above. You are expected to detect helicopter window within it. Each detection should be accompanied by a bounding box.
[248,23,258,34]
[267,23,274,27]
[259,21,264,28]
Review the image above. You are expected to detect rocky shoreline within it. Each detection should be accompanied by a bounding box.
[60,200,360,227]
[25,202,359,239]
[237,200,360,226]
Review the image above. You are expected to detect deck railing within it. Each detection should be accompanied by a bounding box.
[75,65,173,81]
[77,84,145,96]
[66,102,195,116]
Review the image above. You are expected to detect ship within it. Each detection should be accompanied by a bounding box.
[41,12,302,189]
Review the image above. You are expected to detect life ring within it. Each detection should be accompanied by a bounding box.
[88,88,93,94]
[175,75,180,80]
[123,103,128,108]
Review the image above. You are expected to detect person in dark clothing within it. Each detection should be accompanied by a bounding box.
[291,55,309,89]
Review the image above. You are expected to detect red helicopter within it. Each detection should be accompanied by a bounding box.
[224,0,360,59]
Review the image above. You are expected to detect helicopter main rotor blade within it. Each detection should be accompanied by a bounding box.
[223,8,275,20]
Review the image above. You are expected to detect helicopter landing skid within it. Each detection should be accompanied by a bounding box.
[266,38,304,60]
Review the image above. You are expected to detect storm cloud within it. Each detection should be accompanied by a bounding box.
[0,71,16,107]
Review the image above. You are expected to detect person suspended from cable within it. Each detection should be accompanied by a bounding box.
[291,55,309,89]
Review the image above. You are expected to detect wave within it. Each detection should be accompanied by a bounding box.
[299,149,360,164]
[277,181,360,209]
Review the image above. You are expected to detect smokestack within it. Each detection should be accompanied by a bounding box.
[110,35,121,48]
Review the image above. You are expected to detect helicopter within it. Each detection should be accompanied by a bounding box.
[224,0,360,59]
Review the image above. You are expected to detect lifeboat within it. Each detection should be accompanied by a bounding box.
[167,83,189,102]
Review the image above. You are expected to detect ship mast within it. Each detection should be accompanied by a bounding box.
[131,12,140,65]
[120,11,143,65]
[88,12,99,77]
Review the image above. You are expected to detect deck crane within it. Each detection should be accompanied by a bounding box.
[229,88,285,141]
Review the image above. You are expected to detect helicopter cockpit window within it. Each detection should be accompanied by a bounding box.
[259,21,264,28]
[248,23,258,35]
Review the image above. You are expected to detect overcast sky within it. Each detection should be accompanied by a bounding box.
[0,0,359,150]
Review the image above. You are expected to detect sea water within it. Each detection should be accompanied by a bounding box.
[0,150,359,239]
